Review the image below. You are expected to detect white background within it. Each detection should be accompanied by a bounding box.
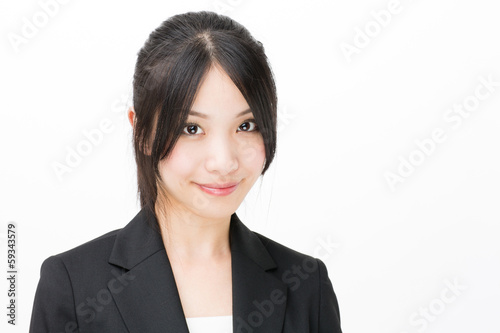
[1,0,499,332]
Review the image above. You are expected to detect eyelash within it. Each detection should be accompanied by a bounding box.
[181,119,259,136]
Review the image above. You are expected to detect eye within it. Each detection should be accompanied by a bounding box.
[238,119,259,132]
[182,123,204,136]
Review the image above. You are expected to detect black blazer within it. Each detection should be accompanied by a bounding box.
[29,208,342,332]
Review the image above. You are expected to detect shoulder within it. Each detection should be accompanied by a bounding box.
[38,227,123,283]
[251,231,331,290]
[252,231,315,265]
[52,227,121,263]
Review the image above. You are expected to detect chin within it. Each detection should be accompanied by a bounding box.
[192,206,238,221]
[191,194,243,218]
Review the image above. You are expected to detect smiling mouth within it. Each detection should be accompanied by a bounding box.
[197,182,240,189]
[195,182,240,196]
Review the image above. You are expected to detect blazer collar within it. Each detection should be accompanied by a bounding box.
[107,208,288,333]
[109,207,276,271]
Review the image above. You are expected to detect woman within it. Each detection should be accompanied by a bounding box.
[29,11,342,333]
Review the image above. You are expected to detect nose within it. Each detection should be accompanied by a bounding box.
[204,134,239,176]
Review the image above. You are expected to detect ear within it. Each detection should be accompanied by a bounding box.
[128,106,136,128]
[128,106,153,156]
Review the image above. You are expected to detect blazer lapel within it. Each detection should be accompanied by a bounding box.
[230,214,288,332]
[107,208,288,333]
[108,208,189,332]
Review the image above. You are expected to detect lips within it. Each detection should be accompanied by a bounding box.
[197,182,240,189]
[195,181,240,196]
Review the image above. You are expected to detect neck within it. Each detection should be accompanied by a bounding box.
[156,204,232,263]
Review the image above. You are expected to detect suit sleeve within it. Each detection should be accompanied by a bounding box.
[29,255,80,333]
[316,258,342,333]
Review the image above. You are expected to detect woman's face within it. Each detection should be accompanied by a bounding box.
[157,64,266,220]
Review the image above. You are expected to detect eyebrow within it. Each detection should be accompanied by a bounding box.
[188,108,252,119]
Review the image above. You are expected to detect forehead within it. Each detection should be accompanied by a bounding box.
[190,64,249,117]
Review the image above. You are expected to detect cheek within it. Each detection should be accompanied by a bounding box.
[159,142,198,183]
[238,136,266,171]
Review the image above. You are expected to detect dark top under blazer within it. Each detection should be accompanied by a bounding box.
[29,208,342,332]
